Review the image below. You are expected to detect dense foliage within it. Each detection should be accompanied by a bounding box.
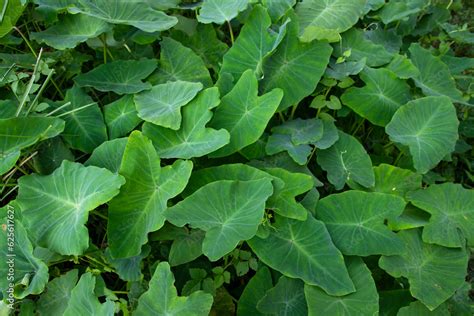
[0,0,473,315]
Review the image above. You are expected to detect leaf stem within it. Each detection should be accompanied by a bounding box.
[227,20,234,45]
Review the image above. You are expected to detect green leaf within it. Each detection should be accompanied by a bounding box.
[30,14,111,50]
[407,183,474,248]
[197,0,249,24]
[33,137,74,175]
[17,160,125,255]
[105,246,150,282]
[261,15,332,111]
[0,116,64,175]
[266,133,312,165]
[379,229,469,311]
[58,86,107,153]
[142,87,230,159]
[63,273,114,316]
[377,0,428,24]
[385,96,459,174]
[304,257,379,316]
[0,0,24,38]
[149,37,212,87]
[134,80,203,130]
[296,0,367,42]
[341,67,412,126]
[387,54,420,79]
[168,229,205,266]
[316,191,406,256]
[248,215,355,296]
[0,205,49,299]
[108,131,192,258]
[37,270,78,316]
[135,262,213,316]
[257,276,307,316]
[74,59,157,94]
[271,118,324,145]
[166,178,273,261]
[209,69,283,157]
[68,0,178,32]
[317,132,374,190]
[398,301,450,316]
[409,44,466,104]
[104,95,141,139]
[85,138,127,173]
[314,113,339,149]
[262,0,296,21]
[237,267,273,316]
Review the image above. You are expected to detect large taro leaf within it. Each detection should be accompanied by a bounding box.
[105,246,150,281]
[385,96,459,174]
[74,59,157,94]
[248,215,355,296]
[30,14,111,50]
[197,0,249,24]
[377,0,428,24]
[407,183,474,248]
[166,178,273,261]
[271,118,324,145]
[379,229,469,311]
[304,257,379,316]
[398,300,450,315]
[0,116,64,175]
[63,273,114,316]
[409,44,466,104]
[104,95,142,139]
[314,113,339,149]
[316,131,374,190]
[17,160,125,255]
[57,86,107,153]
[142,88,230,159]
[37,270,78,316]
[262,0,296,22]
[316,191,406,256]
[257,276,307,316]
[0,205,49,299]
[295,0,367,42]
[220,5,287,81]
[341,67,412,126]
[149,37,212,87]
[237,267,273,316]
[168,229,205,267]
[261,14,332,111]
[85,138,127,173]
[209,69,283,157]
[68,0,177,32]
[108,131,192,258]
[266,133,312,165]
[135,262,213,316]
[387,54,420,79]
[134,80,203,130]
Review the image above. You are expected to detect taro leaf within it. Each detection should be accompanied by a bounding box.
[166,179,273,261]
[220,5,287,81]
[407,183,474,247]
[135,262,213,316]
[262,0,296,22]
[142,88,230,159]
[385,96,459,174]
[409,44,466,104]
[387,205,430,231]
[104,95,141,139]
[32,0,76,11]
[304,257,379,316]
[261,14,332,111]
[398,301,449,316]
[264,168,314,220]
[341,67,411,126]
[209,69,283,157]
[387,54,420,80]
[85,138,127,173]
[33,137,74,175]
[325,58,366,80]
[296,0,367,42]
[105,246,150,282]
[108,131,192,258]
[316,191,406,256]
[63,273,114,316]
[248,215,355,296]
[272,118,324,145]
[58,86,107,153]
[197,0,249,24]
[68,0,178,32]
[257,276,307,316]
[317,131,374,190]
[237,266,273,316]
[0,0,24,38]
[0,206,49,299]
[149,37,212,87]
[377,0,428,24]
[440,23,474,44]
[169,229,205,266]
[74,59,157,94]
[334,28,394,67]
[266,133,312,165]
[379,229,469,311]
[17,160,125,255]
[0,116,64,175]
[37,270,78,316]
[30,14,111,50]
[134,80,203,130]
[314,113,339,149]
